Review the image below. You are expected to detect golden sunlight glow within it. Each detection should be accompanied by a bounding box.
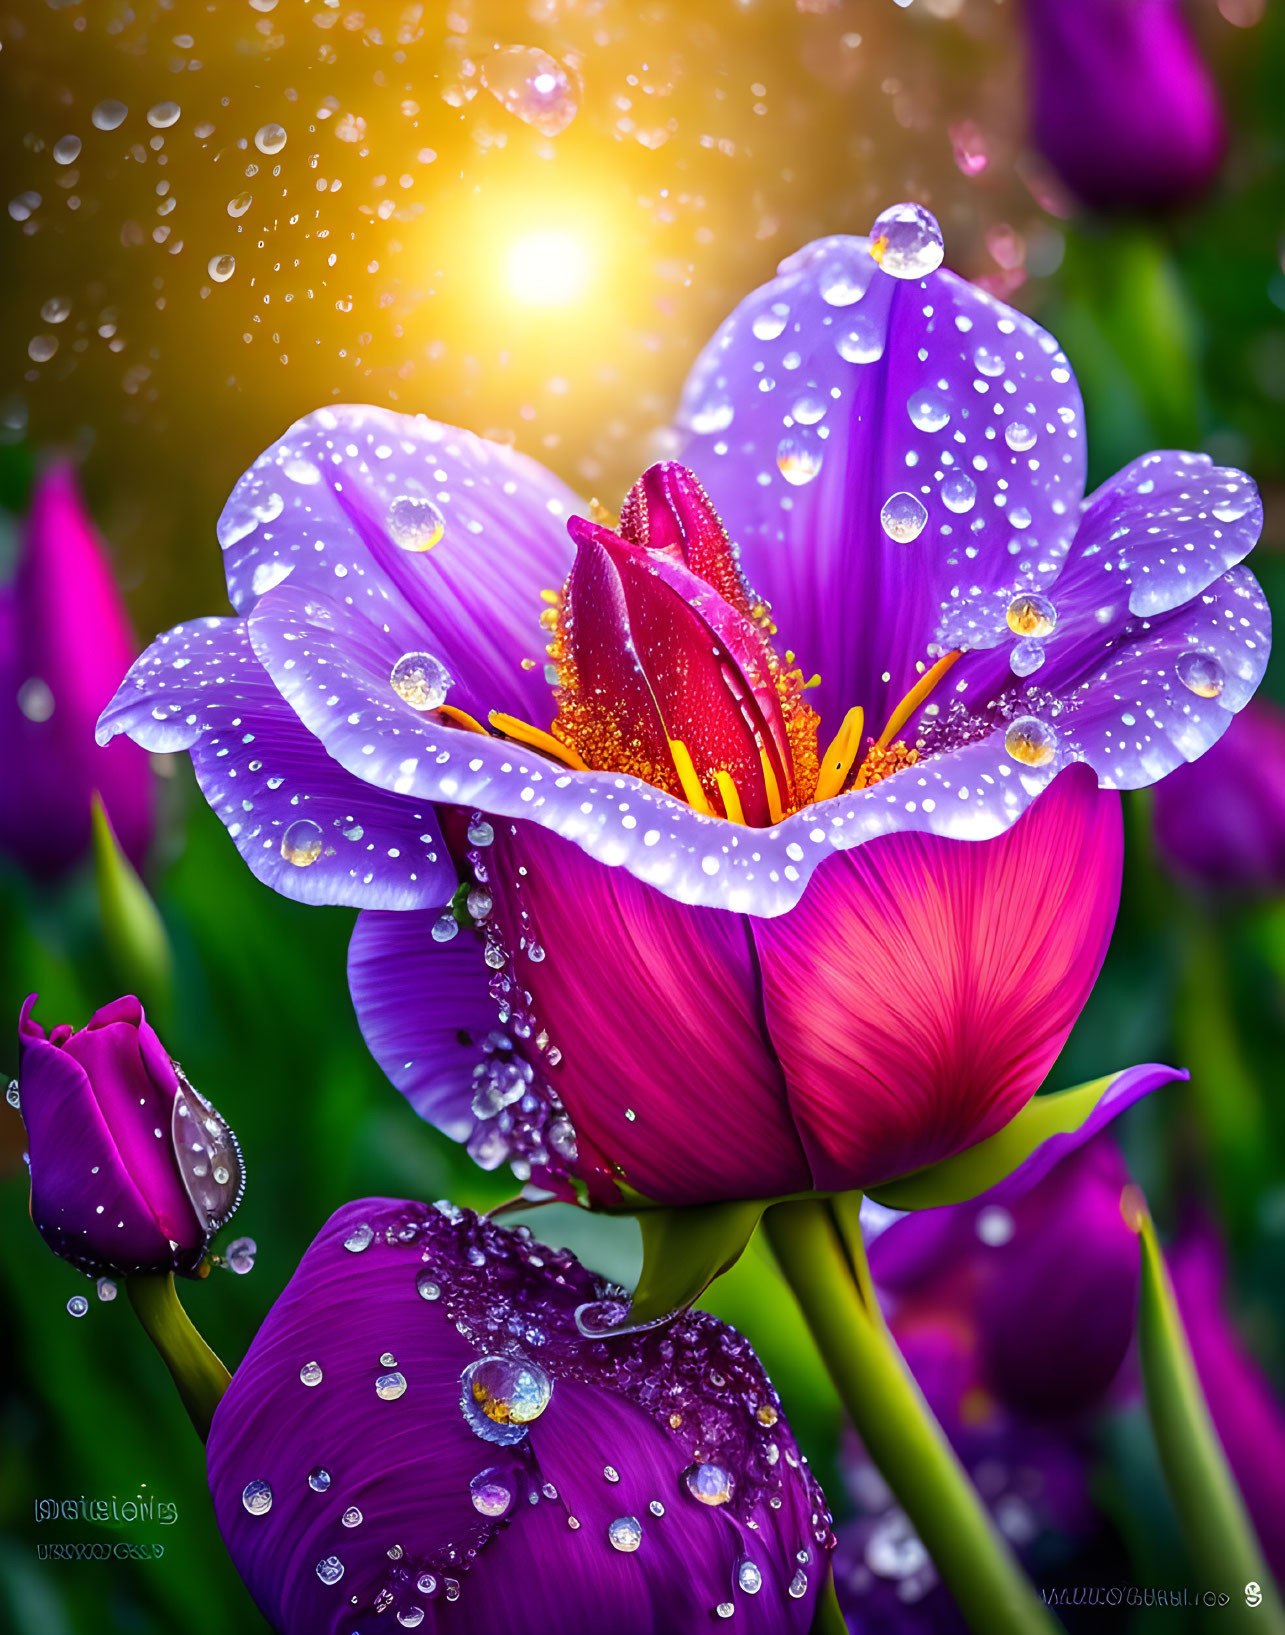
[504,227,593,306]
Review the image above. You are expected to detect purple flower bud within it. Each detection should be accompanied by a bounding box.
[15,994,242,1277]
[1024,0,1227,212]
[0,464,153,877]
[1153,699,1285,893]
[207,1199,830,1634]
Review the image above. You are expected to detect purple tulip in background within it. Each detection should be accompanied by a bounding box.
[100,208,1268,1209]
[832,1139,1285,1620]
[0,464,152,878]
[1153,697,1285,892]
[15,994,242,1278]
[207,1198,831,1635]
[1024,0,1227,212]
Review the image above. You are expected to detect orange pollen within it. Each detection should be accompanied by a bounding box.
[854,739,920,790]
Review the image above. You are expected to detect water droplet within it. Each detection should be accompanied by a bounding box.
[1009,638,1045,678]
[388,495,445,551]
[66,1295,89,1318]
[53,135,81,165]
[836,313,884,363]
[907,391,950,433]
[96,1277,117,1301]
[648,1500,665,1517]
[431,914,459,944]
[300,1360,324,1387]
[547,1117,578,1163]
[344,1222,374,1252]
[315,1556,345,1586]
[1175,651,1225,699]
[39,297,68,325]
[880,492,928,544]
[603,1466,620,1483]
[689,396,734,435]
[461,1356,553,1444]
[241,1480,273,1516]
[225,1236,257,1274]
[468,818,495,847]
[5,1080,19,1109]
[482,45,579,138]
[227,191,252,218]
[776,436,823,486]
[254,123,287,155]
[716,1605,734,1620]
[416,1573,438,1596]
[737,1557,763,1594]
[380,1352,397,1368]
[751,303,789,342]
[397,1610,425,1628]
[470,1468,514,1517]
[341,1506,363,1528]
[146,101,181,129]
[1005,592,1057,639]
[467,886,493,921]
[308,1467,331,1492]
[416,1269,442,1301]
[1004,421,1037,452]
[976,1205,1015,1246]
[280,819,323,867]
[1213,496,1251,524]
[389,651,451,710]
[755,1403,779,1427]
[376,1370,407,1401]
[790,393,827,425]
[789,1568,809,1599]
[28,336,57,364]
[92,99,128,131]
[869,202,944,280]
[1004,717,1058,768]
[207,254,236,283]
[608,1515,643,1552]
[941,472,977,514]
[973,345,1005,378]
[683,1463,734,1507]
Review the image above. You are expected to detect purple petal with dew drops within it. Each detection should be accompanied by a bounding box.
[216,405,579,724]
[348,910,496,1144]
[96,618,452,910]
[678,233,1086,736]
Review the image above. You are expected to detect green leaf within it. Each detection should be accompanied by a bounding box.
[866,1073,1120,1210]
[91,793,173,1020]
[623,1198,767,1328]
[1134,1201,1285,1632]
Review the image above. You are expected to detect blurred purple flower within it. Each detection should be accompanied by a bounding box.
[1153,697,1285,892]
[100,214,1267,1205]
[1024,0,1227,212]
[834,1141,1285,1619]
[0,464,152,878]
[207,1198,831,1635]
[16,994,242,1278]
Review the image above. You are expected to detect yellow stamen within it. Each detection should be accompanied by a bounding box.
[489,711,589,771]
[714,770,747,826]
[758,745,785,824]
[874,650,962,752]
[668,739,715,816]
[814,705,865,802]
[436,704,488,735]
[539,588,560,605]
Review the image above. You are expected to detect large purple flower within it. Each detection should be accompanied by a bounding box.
[100,209,1267,1205]
[207,1198,831,1634]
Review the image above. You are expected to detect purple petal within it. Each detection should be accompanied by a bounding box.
[348,910,495,1143]
[216,406,578,724]
[97,618,451,909]
[997,1063,1186,1199]
[677,233,1086,734]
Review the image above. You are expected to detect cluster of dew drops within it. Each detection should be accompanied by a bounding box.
[234,1203,831,1625]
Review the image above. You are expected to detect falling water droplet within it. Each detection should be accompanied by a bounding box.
[880,492,928,544]
[147,101,181,129]
[52,135,81,165]
[207,254,236,283]
[389,651,451,710]
[481,46,579,138]
[869,203,944,280]
[92,99,128,131]
[254,123,287,155]
[228,190,252,218]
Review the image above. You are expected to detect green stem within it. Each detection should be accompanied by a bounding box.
[1135,1211,1285,1633]
[809,1569,849,1635]
[766,1198,1059,1635]
[126,1272,231,1441]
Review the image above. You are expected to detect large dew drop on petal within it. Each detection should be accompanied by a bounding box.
[869,203,945,280]
[460,1355,553,1445]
